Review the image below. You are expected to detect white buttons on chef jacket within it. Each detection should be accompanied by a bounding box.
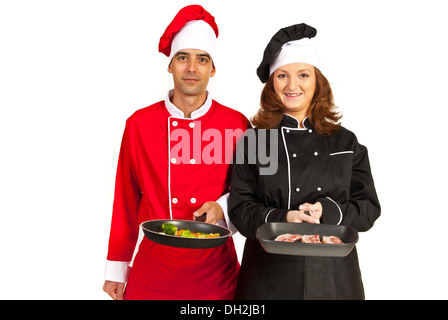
[171,158,176,164]
[317,187,322,191]
[190,159,196,164]
[293,153,297,158]
[172,121,178,127]
[295,187,300,192]
[309,129,313,133]
[314,152,319,156]
[190,198,196,203]
[286,129,290,133]
[189,122,195,128]
[172,198,178,204]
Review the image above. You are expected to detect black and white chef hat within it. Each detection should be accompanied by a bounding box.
[256,23,320,83]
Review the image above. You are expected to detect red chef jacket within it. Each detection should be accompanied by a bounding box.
[106,91,248,299]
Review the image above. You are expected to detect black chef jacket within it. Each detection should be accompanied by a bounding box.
[228,114,380,300]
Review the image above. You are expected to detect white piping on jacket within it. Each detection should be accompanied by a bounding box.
[325,196,343,225]
[280,115,346,225]
[280,127,292,210]
[279,117,310,210]
[329,151,354,156]
[165,90,213,220]
[283,113,308,130]
[167,116,173,219]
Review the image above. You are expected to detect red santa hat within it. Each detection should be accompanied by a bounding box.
[159,5,219,62]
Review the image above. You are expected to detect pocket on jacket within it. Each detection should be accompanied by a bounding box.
[330,151,353,186]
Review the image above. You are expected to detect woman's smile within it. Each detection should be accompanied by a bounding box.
[284,92,303,98]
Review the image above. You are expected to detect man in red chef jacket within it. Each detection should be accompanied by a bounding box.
[103,5,249,300]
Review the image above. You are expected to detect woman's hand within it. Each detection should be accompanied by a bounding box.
[286,202,322,224]
[299,202,322,222]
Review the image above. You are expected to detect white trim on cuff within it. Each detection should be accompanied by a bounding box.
[105,260,131,283]
[216,193,238,235]
[264,208,277,223]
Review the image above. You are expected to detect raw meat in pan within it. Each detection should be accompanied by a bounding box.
[322,236,343,244]
[301,235,322,244]
[274,234,344,244]
[274,233,303,242]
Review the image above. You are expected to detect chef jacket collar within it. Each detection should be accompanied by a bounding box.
[281,113,311,129]
[165,89,212,119]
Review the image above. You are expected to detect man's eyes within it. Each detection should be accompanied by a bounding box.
[176,56,209,63]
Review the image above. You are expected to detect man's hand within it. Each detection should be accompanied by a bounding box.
[193,201,223,224]
[103,280,125,300]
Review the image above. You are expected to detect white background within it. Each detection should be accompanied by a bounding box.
[1,0,447,299]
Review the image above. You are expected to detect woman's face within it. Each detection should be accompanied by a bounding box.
[273,62,316,119]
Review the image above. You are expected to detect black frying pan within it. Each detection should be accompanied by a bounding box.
[256,222,358,257]
[141,219,231,249]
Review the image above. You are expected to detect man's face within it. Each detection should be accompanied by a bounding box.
[168,49,216,97]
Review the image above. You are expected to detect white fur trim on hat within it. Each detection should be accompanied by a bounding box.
[269,38,320,76]
[169,20,217,62]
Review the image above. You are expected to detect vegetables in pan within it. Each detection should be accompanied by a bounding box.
[162,222,178,235]
[161,223,220,238]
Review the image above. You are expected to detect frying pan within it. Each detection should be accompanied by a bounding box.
[256,222,358,257]
[141,219,231,249]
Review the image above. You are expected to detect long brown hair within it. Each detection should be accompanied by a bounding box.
[251,67,342,135]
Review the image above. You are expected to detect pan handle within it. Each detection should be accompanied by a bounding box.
[194,213,207,222]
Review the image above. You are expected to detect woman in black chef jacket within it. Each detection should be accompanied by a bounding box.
[228,23,380,300]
